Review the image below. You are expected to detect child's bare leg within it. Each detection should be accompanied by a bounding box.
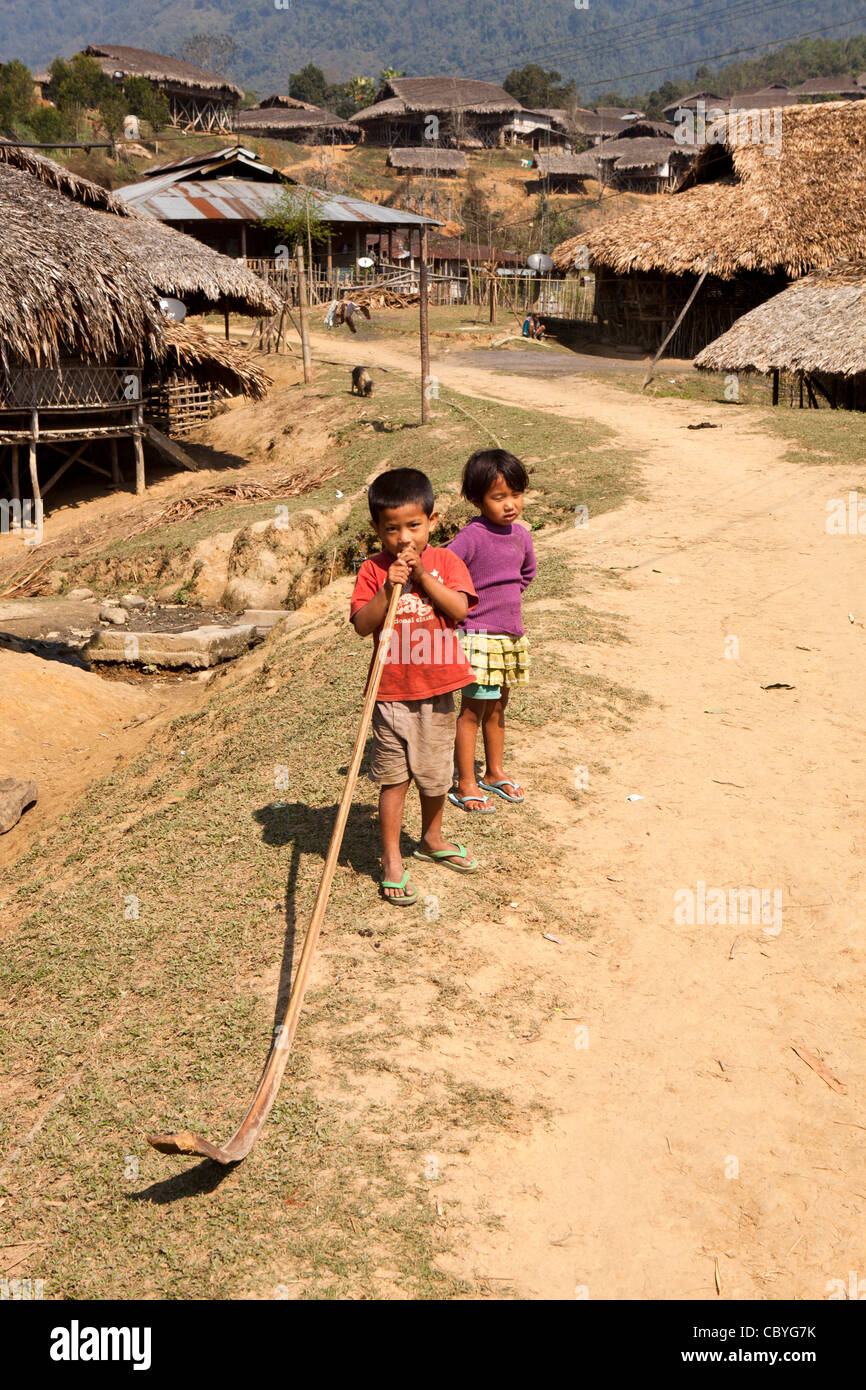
[379,779,413,898]
[481,687,521,795]
[454,695,494,809]
[419,791,471,863]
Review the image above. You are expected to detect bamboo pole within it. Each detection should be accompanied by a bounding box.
[148,583,405,1165]
[296,244,313,385]
[28,409,40,502]
[11,444,19,501]
[420,226,431,424]
[642,255,716,390]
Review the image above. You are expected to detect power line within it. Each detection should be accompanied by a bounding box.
[579,10,866,91]
[477,0,811,76]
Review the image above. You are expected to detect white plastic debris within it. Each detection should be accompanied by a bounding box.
[626,794,644,802]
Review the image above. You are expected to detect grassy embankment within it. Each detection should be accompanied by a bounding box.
[1,370,648,1299]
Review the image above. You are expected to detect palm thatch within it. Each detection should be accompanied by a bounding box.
[161,320,270,397]
[0,139,278,318]
[0,137,129,212]
[695,261,866,375]
[534,152,592,177]
[594,136,677,170]
[552,102,866,278]
[0,159,272,407]
[84,44,243,100]
[0,160,164,372]
[235,105,357,136]
[374,77,519,114]
[107,213,281,316]
[386,147,467,171]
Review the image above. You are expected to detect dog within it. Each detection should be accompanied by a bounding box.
[351,366,374,397]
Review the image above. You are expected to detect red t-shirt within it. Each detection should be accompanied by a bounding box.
[350,546,478,701]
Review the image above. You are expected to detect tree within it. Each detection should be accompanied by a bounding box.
[0,59,34,133]
[380,67,406,82]
[503,64,576,109]
[344,75,376,108]
[180,33,237,77]
[289,64,329,107]
[260,183,329,252]
[99,88,129,142]
[123,75,170,137]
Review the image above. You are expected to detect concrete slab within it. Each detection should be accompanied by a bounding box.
[86,624,257,669]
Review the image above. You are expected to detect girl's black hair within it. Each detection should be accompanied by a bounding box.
[461,450,529,507]
[367,468,435,522]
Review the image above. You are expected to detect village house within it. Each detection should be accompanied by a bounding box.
[83,44,243,133]
[0,140,274,503]
[235,95,360,145]
[695,260,866,411]
[506,108,574,151]
[352,76,520,147]
[386,147,468,176]
[113,144,440,268]
[533,151,593,193]
[552,102,866,357]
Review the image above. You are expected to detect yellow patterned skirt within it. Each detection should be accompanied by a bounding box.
[457,631,530,694]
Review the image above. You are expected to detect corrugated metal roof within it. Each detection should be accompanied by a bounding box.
[116,175,440,226]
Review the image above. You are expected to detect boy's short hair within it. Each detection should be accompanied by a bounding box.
[461,450,529,507]
[368,468,435,522]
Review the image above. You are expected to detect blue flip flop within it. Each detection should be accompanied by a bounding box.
[478,778,524,804]
[448,790,496,813]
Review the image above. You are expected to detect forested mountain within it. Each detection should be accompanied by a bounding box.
[3,0,866,101]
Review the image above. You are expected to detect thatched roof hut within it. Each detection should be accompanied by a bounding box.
[354,77,519,148]
[386,147,467,173]
[533,151,591,191]
[84,43,242,133]
[695,261,866,376]
[0,139,277,319]
[0,139,128,211]
[0,159,164,373]
[235,102,359,144]
[551,102,866,355]
[84,43,243,99]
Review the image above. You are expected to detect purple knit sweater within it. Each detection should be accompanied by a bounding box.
[448,516,537,636]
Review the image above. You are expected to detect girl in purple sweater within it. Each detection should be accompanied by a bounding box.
[448,450,536,812]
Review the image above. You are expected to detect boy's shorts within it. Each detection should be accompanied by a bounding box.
[369,693,456,795]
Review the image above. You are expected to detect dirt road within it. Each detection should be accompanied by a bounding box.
[317,328,866,1299]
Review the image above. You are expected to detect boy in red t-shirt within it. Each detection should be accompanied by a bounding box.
[351,468,480,905]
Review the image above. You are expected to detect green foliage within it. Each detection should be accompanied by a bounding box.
[49,54,113,118]
[289,63,330,107]
[122,75,170,135]
[260,182,330,251]
[0,58,34,133]
[28,104,69,144]
[503,64,577,109]
[98,87,128,140]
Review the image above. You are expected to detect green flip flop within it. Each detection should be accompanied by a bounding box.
[413,843,479,874]
[379,869,418,906]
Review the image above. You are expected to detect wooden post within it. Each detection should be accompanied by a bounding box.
[489,273,497,325]
[353,227,361,264]
[305,203,314,289]
[388,230,393,264]
[772,369,779,406]
[110,438,121,487]
[420,225,431,425]
[28,409,40,502]
[134,404,145,495]
[11,444,19,501]
[327,234,333,277]
[224,308,230,341]
[296,243,313,385]
[642,255,716,390]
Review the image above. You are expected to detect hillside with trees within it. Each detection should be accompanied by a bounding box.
[2,0,866,101]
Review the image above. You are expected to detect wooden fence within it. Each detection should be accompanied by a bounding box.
[244,259,596,320]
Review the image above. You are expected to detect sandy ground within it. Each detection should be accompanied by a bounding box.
[3,324,864,1298]
[311,328,866,1299]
